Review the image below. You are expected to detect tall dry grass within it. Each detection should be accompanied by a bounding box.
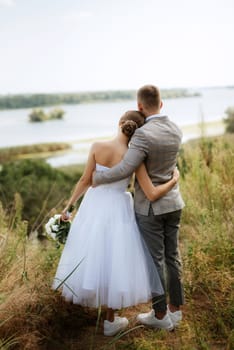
[0,134,233,350]
[0,196,100,350]
[178,135,234,349]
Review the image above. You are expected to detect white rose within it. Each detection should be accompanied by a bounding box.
[52,224,59,232]
[48,217,55,225]
[45,223,52,235]
[50,232,56,240]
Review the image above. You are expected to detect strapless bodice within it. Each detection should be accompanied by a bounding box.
[95,163,130,192]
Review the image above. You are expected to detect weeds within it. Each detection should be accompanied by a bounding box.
[0,143,71,164]
[0,134,233,349]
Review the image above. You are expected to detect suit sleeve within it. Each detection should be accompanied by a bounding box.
[93,128,148,185]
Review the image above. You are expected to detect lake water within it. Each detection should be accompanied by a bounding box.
[0,87,233,166]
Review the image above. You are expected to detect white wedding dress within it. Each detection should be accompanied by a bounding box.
[53,164,163,309]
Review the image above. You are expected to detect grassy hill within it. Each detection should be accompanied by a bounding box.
[0,135,233,350]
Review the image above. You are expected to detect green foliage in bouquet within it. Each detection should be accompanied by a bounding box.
[56,220,71,245]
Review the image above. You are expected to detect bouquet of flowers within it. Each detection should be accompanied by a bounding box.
[45,205,75,246]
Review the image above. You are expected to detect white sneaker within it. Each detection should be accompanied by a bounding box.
[136,309,174,331]
[167,306,182,327]
[104,316,129,336]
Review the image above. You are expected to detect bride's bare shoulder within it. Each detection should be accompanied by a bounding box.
[91,140,112,151]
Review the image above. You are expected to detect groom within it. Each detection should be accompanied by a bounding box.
[93,84,185,330]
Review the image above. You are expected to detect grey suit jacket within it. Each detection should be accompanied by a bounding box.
[93,115,185,215]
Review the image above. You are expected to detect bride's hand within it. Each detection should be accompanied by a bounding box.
[61,209,70,222]
[172,167,180,184]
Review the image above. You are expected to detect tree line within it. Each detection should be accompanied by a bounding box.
[0,89,199,110]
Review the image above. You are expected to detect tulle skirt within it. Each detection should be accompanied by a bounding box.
[53,186,163,309]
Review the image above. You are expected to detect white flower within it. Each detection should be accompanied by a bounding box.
[50,231,56,240]
[45,213,70,244]
[52,224,59,232]
[48,217,56,225]
[45,223,52,235]
[45,214,60,237]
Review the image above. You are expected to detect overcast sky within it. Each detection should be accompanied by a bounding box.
[0,0,233,94]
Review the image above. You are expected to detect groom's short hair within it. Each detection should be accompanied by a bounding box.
[137,85,161,109]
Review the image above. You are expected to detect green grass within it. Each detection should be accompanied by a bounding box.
[0,134,233,350]
[181,119,225,135]
[0,143,71,164]
[58,163,85,176]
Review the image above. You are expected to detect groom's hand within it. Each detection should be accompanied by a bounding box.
[172,167,180,184]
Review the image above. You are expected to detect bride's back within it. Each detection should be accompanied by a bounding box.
[92,111,145,168]
[94,139,128,168]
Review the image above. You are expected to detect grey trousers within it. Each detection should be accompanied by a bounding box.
[136,207,184,313]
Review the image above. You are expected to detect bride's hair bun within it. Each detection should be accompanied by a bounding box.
[121,120,138,138]
[119,110,145,138]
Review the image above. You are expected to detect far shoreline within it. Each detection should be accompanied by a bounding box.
[0,119,225,168]
[49,119,225,167]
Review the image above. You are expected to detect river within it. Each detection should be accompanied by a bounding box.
[0,87,233,166]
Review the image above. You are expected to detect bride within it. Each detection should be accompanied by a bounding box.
[52,110,179,336]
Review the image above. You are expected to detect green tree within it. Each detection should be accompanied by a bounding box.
[0,90,200,110]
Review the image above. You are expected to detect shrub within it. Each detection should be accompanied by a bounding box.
[48,108,65,120]
[0,159,82,234]
[0,143,71,163]
[224,106,234,133]
[29,108,65,122]
[28,108,47,122]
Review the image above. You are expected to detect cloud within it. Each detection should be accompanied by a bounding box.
[0,0,15,7]
[63,11,93,23]
[77,11,93,18]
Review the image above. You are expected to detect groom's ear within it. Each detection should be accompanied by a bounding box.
[138,102,144,112]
